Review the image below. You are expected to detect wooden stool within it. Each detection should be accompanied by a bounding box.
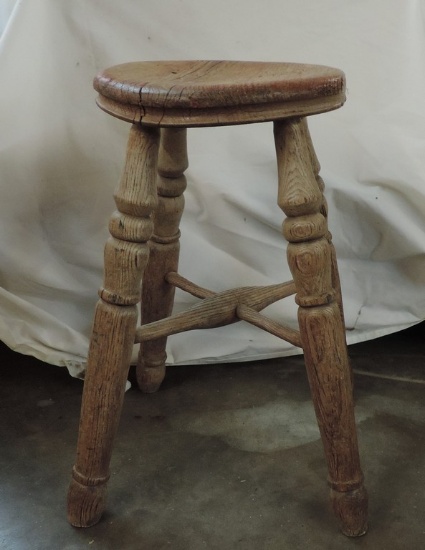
[67,61,368,536]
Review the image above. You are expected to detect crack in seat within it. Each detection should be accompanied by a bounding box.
[94,60,346,126]
[67,60,368,538]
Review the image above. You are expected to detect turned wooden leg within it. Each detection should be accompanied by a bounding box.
[303,118,353,390]
[274,118,368,537]
[137,128,188,393]
[302,118,346,327]
[67,124,159,527]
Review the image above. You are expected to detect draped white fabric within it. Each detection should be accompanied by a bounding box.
[1,0,424,377]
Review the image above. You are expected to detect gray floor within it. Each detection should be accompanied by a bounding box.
[1,324,424,550]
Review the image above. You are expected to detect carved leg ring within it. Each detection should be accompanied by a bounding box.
[274,118,368,536]
[67,124,159,527]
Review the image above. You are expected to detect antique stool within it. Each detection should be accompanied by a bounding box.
[67,61,368,536]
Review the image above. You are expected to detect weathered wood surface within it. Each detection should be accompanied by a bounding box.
[275,117,367,536]
[165,272,301,346]
[94,60,345,126]
[67,124,159,527]
[68,60,367,537]
[135,279,300,347]
[137,127,187,393]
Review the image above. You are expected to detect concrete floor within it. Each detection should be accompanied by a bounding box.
[1,324,424,550]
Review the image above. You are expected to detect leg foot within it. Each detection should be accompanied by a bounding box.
[331,486,368,537]
[137,348,166,393]
[299,303,368,537]
[67,469,108,528]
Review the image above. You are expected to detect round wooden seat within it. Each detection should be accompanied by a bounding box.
[94,60,346,126]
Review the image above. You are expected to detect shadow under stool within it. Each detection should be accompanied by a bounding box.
[67,60,368,537]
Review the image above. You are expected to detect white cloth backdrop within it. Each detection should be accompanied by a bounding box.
[0,0,424,378]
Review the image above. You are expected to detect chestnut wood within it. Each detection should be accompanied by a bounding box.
[68,60,367,537]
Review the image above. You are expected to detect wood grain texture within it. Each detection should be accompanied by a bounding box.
[67,125,159,527]
[275,118,367,536]
[137,128,187,393]
[302,117,346,328]
[164,273,301,345]
[134,280,299,344]
[69,60,367,536]
[94,60,345,126]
